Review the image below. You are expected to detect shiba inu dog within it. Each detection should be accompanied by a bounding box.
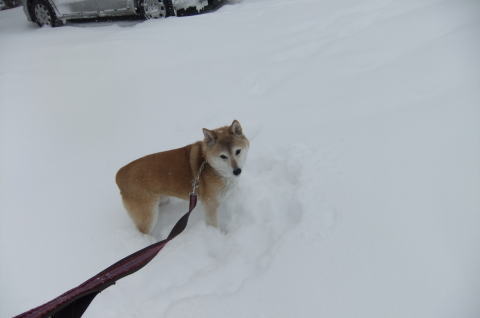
[116,120,249,234]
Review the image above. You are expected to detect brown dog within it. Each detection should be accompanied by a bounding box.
[116,120,249,234]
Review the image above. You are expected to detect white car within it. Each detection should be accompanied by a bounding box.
[2,0,21,10]
[22,0,210,26]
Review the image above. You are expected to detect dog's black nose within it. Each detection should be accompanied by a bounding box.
[233,168,242,176]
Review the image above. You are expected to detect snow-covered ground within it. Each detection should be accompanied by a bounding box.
[1,0,480,317]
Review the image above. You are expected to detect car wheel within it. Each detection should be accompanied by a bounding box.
[139,0,172,19]
[32,0,62,27]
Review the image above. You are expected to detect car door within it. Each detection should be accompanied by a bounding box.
[97,0,130,15]
[53,0,98,16]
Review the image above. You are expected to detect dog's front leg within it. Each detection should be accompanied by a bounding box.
[204,198,219,228]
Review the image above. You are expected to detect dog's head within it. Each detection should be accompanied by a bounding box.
[202,120,249,178]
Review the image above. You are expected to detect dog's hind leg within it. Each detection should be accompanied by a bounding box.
[121,194,159,234]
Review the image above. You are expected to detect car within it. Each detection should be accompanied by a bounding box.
[1,0,21,10]
[21,0,210,27]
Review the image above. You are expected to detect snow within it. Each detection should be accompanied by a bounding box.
[1,0,480,317]
[173,0,208,11]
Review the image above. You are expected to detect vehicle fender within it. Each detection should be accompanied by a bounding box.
[21,0,33,21]
[23,0,62,22]
[133,0,141,13]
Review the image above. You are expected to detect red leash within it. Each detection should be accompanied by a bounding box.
[15,193,199,318]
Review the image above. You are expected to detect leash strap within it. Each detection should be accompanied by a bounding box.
[14,194,198,318]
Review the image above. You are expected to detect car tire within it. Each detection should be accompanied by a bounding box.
[139,0,173,19]
[164,0,174,17]
[32,0,62,27]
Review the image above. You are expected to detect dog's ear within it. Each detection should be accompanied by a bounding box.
[203,128,216,146]
[230,120,243,136]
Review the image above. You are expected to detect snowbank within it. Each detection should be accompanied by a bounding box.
[173,0,208,11]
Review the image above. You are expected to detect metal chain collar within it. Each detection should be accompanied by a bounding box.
[191,160,206,195]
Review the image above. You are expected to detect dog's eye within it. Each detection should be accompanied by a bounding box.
[236,149,241,155]
[220,155,228,160]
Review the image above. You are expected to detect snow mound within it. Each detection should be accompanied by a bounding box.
[87,147,312,317]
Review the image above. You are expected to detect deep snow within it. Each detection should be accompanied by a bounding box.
[1,0,480,317]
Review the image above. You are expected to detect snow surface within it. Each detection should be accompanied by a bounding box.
[1,0,480,317]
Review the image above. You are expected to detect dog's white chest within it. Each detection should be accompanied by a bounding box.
[219,177,238,200]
